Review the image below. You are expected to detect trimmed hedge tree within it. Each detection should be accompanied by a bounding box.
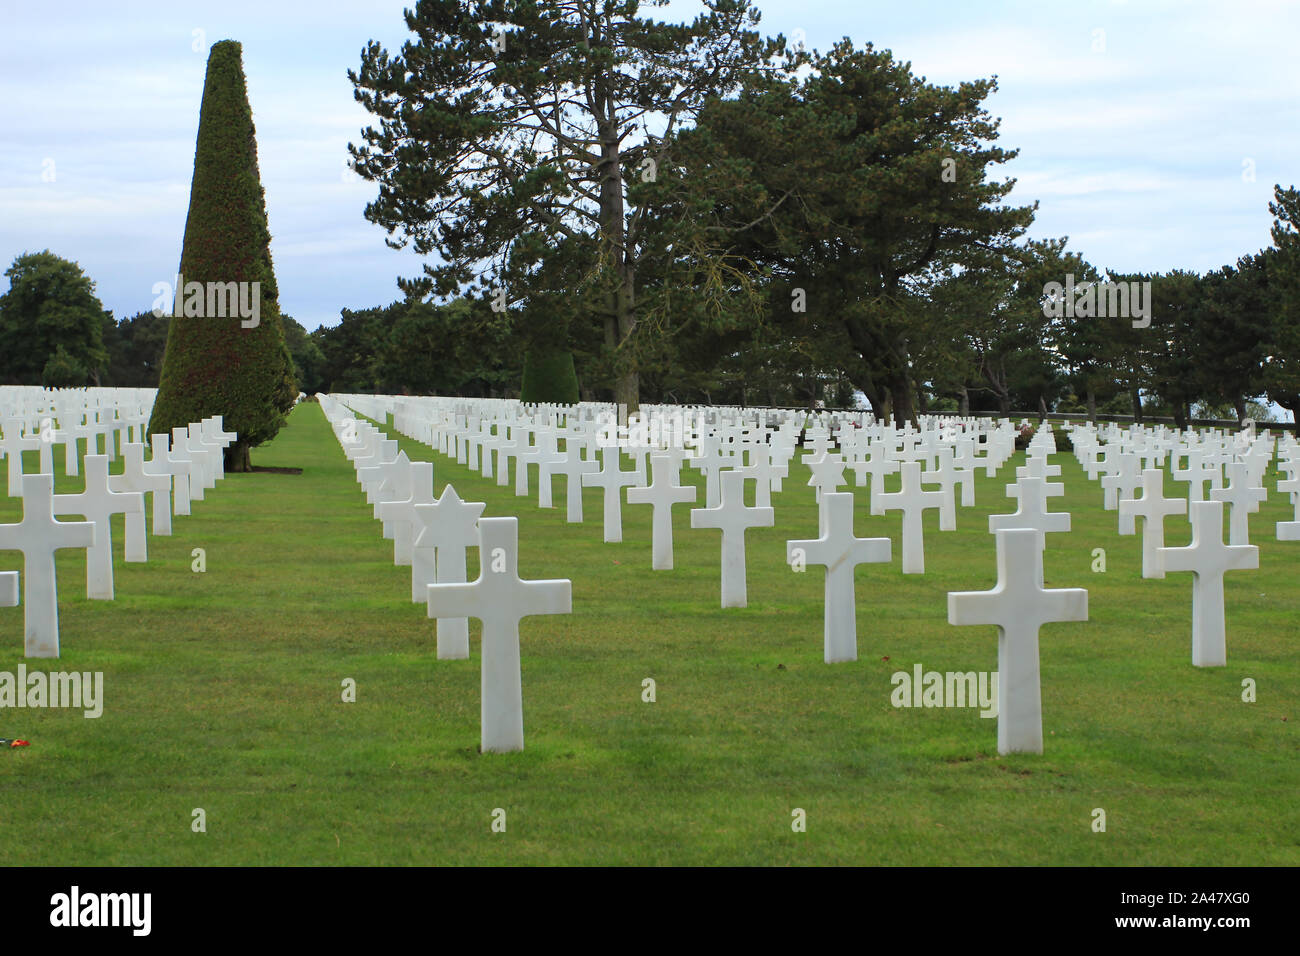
[149,39,296,471]
[520,347,579,404]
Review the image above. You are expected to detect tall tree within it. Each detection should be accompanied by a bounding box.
[348,0,781,412]
[149,40,297,470]
[0,250,110,386]
[1265,185,1300,422]
[672,41,1035,423]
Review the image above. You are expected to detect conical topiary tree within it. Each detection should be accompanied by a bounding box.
[520,346,580,404]
[149,39,296,471]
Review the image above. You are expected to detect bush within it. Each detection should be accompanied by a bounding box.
[520,347,579,404]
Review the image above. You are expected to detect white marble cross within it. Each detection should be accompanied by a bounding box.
[948,528,1088,754]
[737,445,784,509]
[412,484,487,658]
[787,492,890,663]
[0,475,95,657]
[852,447,899,516]
[1173,450,1215,502]
[162,432,199,513]
[1118,469,1187,578]
[426,517,571,753]
[1,419,41,498]
[1100,452,1141,513]
[1158,499,1258,667]
[626,453,697,569]
[990,476,1070,549]
[690,468,774,607]
[1277,474,1300,540]
[553,445,599,523]
[1209,461,1267,545]
[110,443,173,561]
[52,455,143,601]
[920,447,960,531]
[582,445,640,543]
[876,461,945,574]
[377,460,435,566]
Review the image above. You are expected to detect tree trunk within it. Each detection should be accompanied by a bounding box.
[225,441,251,472]
[1233,396,1247,425]
[1130,386,1143,423]
[959,385,970,416]
[1086,389,1097,424]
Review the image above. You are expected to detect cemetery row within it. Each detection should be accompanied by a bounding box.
[318,393,1294,758]
[0,387,238,658]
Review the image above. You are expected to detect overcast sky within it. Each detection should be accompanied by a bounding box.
[2,0,1296,332]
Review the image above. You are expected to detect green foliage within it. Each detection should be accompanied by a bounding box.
[349,0,783,409]
[520,347,580,404]
[674,40,1035,423]
[41,345,89,388]
[282,316,327,395]
[101,310,170,387]
[317,297,518,397]
[148,40,297,463]
[0,250,110,386]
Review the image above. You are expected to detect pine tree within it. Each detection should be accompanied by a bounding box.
[149,39,296,470]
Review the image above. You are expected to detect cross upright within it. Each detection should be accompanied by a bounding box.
[626,453,697,570]
[1277,474,1300,540]
[533,433,567,509]
[373,450,412,521]
[1209,461,1267,545]
[1118,468,1187,578]
[948,528,1088,754]
[582,445,640,543]
[1158,499,1258,667]
[0,474,95,657]
[150,433,193,517]
[920,447,960,531]
[426,517,571,753]
[553,444,599,523]
[876,460,946,574]
[174,427,211,500]
[851,446,899,516]
[52,455,143,601]
[787,492,890,662]
[110,442,173,561]
[377,460,435,567]
[1,418,41,498]
[989,476,1071,549]
[690,468,774,607]
[1172,450,1215,502]
[735,445,784,509]
[1100,452,1141,513]
[412,483,487,657]
[691,436,731,508]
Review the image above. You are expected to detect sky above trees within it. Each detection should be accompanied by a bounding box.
[2,0,1296,331]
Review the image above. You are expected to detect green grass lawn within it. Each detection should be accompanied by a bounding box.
[0,402,1296,865]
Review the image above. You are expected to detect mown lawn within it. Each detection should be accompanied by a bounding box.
[0,401,1295,865]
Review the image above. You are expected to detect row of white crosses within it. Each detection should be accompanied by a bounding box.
[1072,422,1266,668]
[359,392,1039,608]
[323,397,571,754]
[337,395,1284,757]
[1,388,237,658]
